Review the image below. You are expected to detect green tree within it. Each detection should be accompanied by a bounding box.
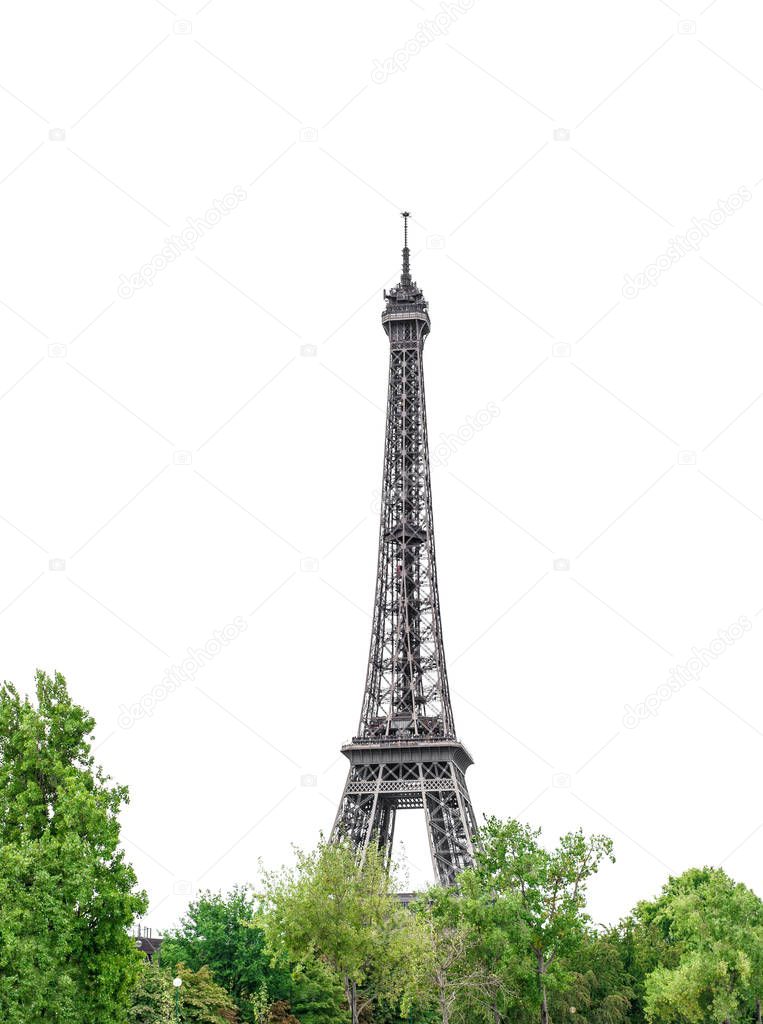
[401,884,525,1023]
[396,902,505,1024]
[547,927,633,1024]
[285,959,348,1024]
[160,887,345,1024]
[176,963,240,1023]
[129,961,173,1023]
[160,888,285,1021]
[443,869,536,1021]
[632,867,763,1024]
[0,670,147,1024]
[466,817,615,1024]
[262,839,407,1024]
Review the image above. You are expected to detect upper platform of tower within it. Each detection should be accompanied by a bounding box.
[381,211,431,334]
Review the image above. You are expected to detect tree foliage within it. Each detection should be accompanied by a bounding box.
[463,817,616,1024]
[262,839,411,1024]
[129,961,174,1023]
[160,887,286,1021]
[283,959,348,1024]
[397,898,507,1024]
[160,885,347,1024]
[0,670,147,1024]
[3,672,761,1024]
[175,963,240,1023]
[546,927,632,1024]
[630,867,763,1024]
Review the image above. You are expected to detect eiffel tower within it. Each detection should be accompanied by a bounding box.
[332,213,478,886]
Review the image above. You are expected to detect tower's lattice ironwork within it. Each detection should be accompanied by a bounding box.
[332,214,477,886]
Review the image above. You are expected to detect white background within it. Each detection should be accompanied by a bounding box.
[1,0,762,931]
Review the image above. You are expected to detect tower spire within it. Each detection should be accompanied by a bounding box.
[401,210,411,286]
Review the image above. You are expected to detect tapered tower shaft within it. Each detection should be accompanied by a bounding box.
[332,214,477,886]
[360,229,451,740]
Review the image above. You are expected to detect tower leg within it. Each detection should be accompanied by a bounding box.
[334,750,477,886]
[332,765,376,850]
[424,779,477,886]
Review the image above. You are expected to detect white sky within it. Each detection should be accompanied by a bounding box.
[1,0,762,931]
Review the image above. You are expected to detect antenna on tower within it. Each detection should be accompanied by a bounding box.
[400,210,411,285]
